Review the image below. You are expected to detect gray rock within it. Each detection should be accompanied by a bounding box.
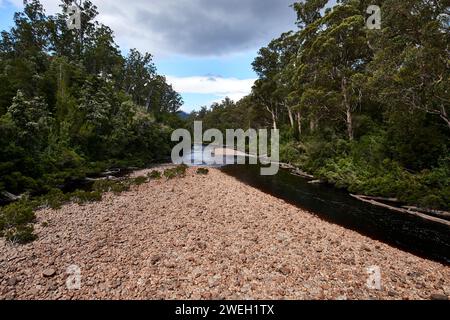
[7,278,18,286]
[42,268,56,278]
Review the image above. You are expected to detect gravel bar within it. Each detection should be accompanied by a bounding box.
[1,167,449,300]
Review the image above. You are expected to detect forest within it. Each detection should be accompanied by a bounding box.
[190,0,450,211]
[0,0,184,200]
[0,0,449,243]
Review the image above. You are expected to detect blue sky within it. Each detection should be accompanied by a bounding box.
[0,0,309,112]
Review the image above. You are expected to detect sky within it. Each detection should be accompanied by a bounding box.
[0,0,304,112]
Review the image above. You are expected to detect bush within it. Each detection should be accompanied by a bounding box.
[0,200,36,243]
[37,188,68,210]
[4,224,36,244]
[164,165,188,179]
[196,168,209,175]
[132,176,148,185]
[147,170,162,180]
[70,190,102,204]
[93,179,130,194]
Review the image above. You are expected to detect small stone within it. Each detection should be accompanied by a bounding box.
[7,278,18,286]
[111,280,121,289]
[388,290,397,297]
[430,294,448,300]
[278,266,291,275]
[42,268,56,278]
[150,255,162,265]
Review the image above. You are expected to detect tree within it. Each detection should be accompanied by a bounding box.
[369,0,450,129]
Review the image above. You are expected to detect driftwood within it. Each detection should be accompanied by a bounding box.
[308,180,324,184]
[402,206,450,219]
[353,195,401,203]
[350,194,450,227]
[0,191,22,201]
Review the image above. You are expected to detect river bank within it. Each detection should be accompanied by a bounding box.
[0,167,449,300]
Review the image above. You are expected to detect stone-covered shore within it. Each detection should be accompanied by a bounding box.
[1,167,449,300]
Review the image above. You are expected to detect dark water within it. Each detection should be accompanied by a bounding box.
[221,164,450,265]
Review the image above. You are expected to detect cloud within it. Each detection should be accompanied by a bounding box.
[6,0,297,57]
[166,75,256,103]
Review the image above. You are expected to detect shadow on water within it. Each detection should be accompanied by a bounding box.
[221,163,450,265]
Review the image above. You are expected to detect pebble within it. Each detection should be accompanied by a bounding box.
[42,269,56,278]
[0,166,448,300]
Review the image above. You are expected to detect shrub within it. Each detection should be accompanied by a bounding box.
[4,224,36,244]
[132,176,148,185]
[93,179,130,194]
[37,188,68,210]
[0,200,36,243]
[147,170,162,180]
[70,190,102,204]
[196,168,209,175]
[164,165,188,179]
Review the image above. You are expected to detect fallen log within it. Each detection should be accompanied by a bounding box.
[0,191,22,201]
[350,194,450,227]
[402,206,450,219]
[308,180,324,185]
[354,195,401,203]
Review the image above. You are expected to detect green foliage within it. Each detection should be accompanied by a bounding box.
[92,179,130,194]
[147,170,162,180]
[187,1,449,211]
[164,165,188,180]
[196,168,209,175]
[132,176,148,186]
[0,200,36,243]
[0,0,186,242]
[37,188,68,210]
[70,190,102,205]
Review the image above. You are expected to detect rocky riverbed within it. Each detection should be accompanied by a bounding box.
[0,167,449,300]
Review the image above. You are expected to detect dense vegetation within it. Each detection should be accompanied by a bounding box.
[0,0,184,200]
[0,0,185,241]
[191,0,449,210]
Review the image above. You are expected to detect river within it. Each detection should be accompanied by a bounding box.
[184,146,450,264]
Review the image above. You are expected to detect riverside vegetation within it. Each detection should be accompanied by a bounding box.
[0,0,185,242]
[0,165,188,243]
[188,0,449,212]
[1,0,449,244]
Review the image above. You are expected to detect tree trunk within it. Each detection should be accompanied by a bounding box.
[286,104,295,128]
[265,105,278,130]
[296,111,302,138]
[310,118,317,132]
[145,88,153,112]
[342,77,354,141]
[440,104,450,130]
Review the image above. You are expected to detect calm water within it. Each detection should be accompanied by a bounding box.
[221,164,450,264]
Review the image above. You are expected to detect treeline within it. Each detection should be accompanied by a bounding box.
[192,0,449,210]
[0,0,184,199]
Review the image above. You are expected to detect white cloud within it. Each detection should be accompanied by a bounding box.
[166,75,255,103]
